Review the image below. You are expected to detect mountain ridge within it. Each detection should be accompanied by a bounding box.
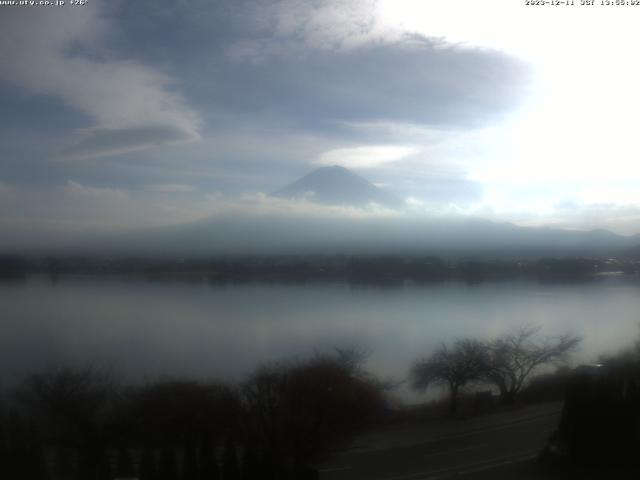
[272,165,402,208]
[64,211,640,259]
[36,166,640,258]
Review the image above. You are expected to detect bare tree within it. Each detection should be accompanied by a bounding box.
[410,339,488,415]
[485,326,581,404]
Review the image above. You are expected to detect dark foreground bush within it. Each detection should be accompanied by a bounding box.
[1,350,388,479]
[544,362,640,469]
[519,367,573,403]
[242,349,387,463]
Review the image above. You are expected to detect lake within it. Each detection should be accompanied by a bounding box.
[2,274,639,402]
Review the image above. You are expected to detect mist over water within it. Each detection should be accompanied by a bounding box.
[2,274,639,402]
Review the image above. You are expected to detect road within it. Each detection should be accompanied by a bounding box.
[318,407,561,480]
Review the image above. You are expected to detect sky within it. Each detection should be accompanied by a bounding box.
[2,0,640,247]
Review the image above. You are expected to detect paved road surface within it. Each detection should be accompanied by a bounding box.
[318,408,560,480]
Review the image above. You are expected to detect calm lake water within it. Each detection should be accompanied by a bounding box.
[2,274,639,402]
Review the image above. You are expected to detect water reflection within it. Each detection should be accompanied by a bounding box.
[1,275,639,402]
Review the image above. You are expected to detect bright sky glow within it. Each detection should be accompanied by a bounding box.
[373,0,640,231]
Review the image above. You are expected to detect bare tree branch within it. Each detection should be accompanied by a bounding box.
[485,326,581,404]
[410,339,488,415]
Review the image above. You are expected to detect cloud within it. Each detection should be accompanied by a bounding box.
[228,192,399,219]
[207,40,529,131]
[228,0,391,57]
[0,0,540,244]
[60,126,199,161]
[0,181,208,248]
[0,6,200,161]
[315,145,419,168]
[110,0,529,129]
[0,183,15,199]
[62,181,129,203]
[145,184,199,193]
[0,182,403,249]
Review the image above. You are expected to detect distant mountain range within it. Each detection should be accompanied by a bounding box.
[77,212,640,259]
[273,165,402,208]
[58,166,640,258]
